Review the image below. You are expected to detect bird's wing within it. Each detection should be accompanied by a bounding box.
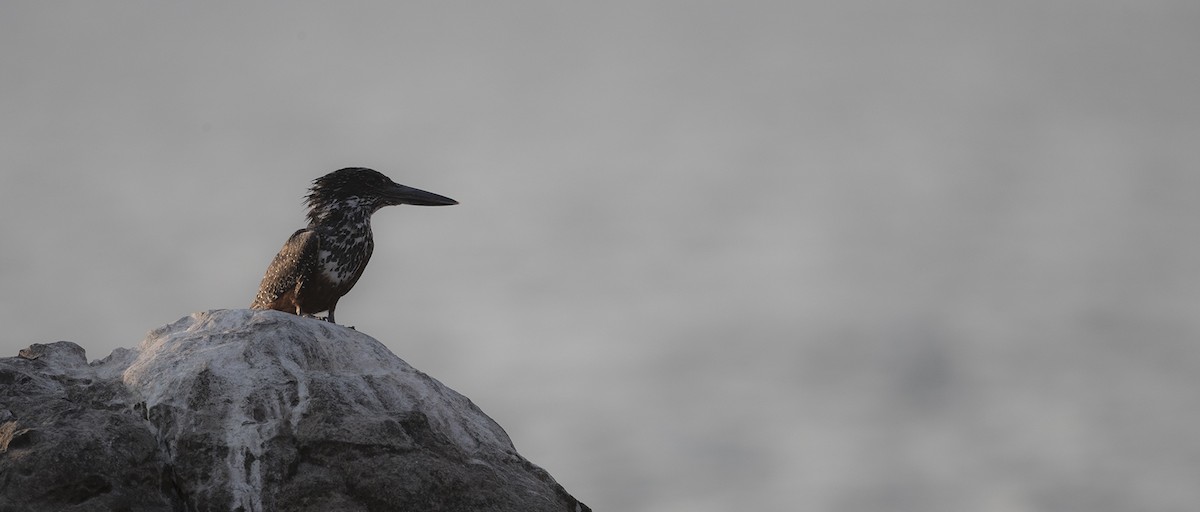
[250,228,320,309]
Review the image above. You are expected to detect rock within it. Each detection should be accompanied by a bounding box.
[0,342,174,512]
[0,310,589,512]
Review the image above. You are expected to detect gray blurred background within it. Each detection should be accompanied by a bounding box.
[2,2,1199,511]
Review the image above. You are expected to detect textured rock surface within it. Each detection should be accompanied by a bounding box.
[0,341,174,512]
[0,309,588,512]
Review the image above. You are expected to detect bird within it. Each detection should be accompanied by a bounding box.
[250,167,457,324]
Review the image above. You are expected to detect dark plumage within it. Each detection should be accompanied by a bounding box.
[250,167,456,323]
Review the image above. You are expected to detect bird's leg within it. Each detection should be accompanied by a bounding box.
[324,302,353,329]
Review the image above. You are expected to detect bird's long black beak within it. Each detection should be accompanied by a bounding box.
[385,183,458,206]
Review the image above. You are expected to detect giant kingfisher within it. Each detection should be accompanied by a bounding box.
[250,167,456,323]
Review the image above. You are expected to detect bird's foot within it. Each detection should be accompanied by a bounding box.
[317,316,353,330]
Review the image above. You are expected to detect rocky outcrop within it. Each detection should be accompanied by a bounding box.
[0,341,170,512]
[0,309,588,512]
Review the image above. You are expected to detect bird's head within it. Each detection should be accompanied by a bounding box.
[305,167,457,224]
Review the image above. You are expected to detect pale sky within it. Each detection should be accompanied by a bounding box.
[3,2,1200,511]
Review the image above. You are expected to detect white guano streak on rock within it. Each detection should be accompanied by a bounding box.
[221,352,264,512]
[278,354,310,433]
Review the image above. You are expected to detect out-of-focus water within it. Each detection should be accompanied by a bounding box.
[2,2,1199,511]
